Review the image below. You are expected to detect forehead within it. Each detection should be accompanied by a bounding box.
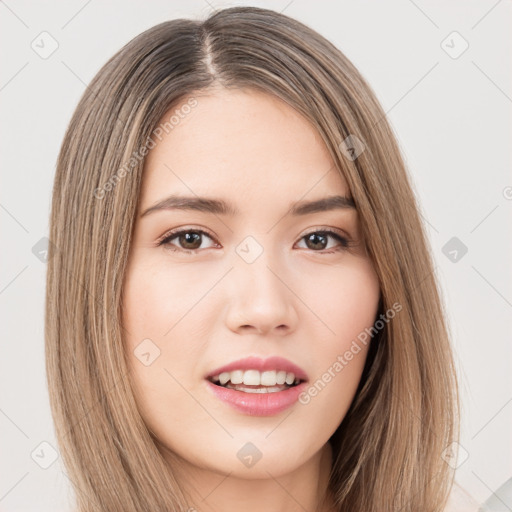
[139,87,350,210]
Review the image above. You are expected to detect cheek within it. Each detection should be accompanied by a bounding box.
[295,255,380,346]
[122,257,217,342]
[294,258,380,418]
[330,260,380,340]
[121,259,220,418]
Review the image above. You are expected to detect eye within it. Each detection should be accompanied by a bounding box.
[296,229,352,253]
[157,228,218,254]
[157,227,355,255]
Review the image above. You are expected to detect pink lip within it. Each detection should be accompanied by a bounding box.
[205,356,309,382]
[205,379,308,416]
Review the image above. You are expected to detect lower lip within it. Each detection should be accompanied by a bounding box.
[205,380,308,416]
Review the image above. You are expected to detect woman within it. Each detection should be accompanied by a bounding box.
[45,6,460,511]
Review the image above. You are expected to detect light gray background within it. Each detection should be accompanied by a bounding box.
[1,1,511,510]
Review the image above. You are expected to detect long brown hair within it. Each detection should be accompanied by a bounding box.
[45,6,459,511]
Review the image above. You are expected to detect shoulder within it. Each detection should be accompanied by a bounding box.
[444,481,480,512]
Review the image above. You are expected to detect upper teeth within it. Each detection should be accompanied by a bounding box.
[211,370,300,386]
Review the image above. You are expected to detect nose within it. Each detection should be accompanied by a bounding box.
[224,254,299,336]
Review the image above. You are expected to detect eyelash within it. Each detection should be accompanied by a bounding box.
[156,227,355,255]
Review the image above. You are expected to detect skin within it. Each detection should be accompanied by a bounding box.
[122,87,381,512]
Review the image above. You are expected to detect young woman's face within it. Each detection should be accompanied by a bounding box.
[122,87,380,479]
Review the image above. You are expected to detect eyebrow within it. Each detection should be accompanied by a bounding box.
[140,194,356,218]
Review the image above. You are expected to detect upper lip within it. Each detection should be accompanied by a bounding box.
[205,356,309,382]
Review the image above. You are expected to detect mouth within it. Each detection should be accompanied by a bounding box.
[205,370,309,416]
[206,369,307,394]
[204,356,309,414]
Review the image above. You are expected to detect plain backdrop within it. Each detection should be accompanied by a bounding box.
[1,1,511,510]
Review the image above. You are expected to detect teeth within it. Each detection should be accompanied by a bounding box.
[218,372,230,385]
[285,372,295,385]
[276,370,287,385]
[243,369,260,385]
[230,370,244,385]
[210,369,301,387]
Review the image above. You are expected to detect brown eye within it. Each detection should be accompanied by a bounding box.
[305,232,328,250]
[158,228,351,255]
[158,229,217,253]
[298,230,350,252]
[176,232,202,250]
